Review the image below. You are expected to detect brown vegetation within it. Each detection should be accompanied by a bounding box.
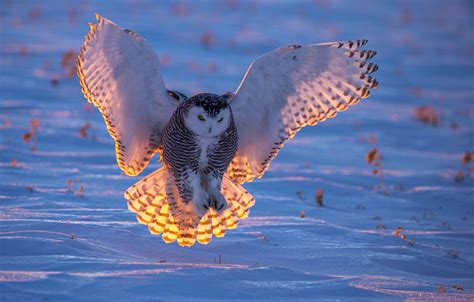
[299,210,305,218]
[22,120,40,150]
[315,188,323,207]
[365,147,384,188]
[415,105,438,126]
[79,122,92,138]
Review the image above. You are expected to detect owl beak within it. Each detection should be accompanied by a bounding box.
[208,127,212,134]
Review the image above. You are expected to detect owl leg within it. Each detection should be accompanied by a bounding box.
[208,176,227,213]
[192,188,211,217]
[185,171,210,217]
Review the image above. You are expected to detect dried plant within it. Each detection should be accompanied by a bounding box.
[454,151,473,183]
[27,7,42,21]
[67,179,73,192]
[60,49,79,78]
[442,221,452,230]
[22,120,40,150]
[365,147,384,189]
[79,122,92,138]
[74,185,84,197]
[214,254,222,264]
[393,226,407,240]
[299,210,305,218]
[159,53,172,66]
[315,188,323,207]
[454,171,464,183]
[447,249,460,259]
[409,87,423,98]
[393,226,415,245]
[257,234,268,242]
[415,105,438,126]
[83,103,93,112]
[2,119,12,128]
[452,285,464,291]
[22,133,32,141]
[450,121,459,130]
[207,62,217,72]
[463,151,472,164]
[200,31,216,48]
[171,3,189,17]
[50,77,60,86]
[296,191,303,200]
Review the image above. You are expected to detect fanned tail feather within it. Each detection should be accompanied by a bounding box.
[124,167,255,246]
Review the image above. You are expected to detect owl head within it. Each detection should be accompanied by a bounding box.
[184,92,233,137]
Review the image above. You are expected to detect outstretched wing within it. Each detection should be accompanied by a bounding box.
[77,14,178,176]
[228,40,379,183]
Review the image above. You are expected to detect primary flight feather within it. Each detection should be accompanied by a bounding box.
[77,14,379,246]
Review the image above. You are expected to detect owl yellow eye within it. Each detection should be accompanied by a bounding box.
[217,117,224,123]
[198,114,206,121]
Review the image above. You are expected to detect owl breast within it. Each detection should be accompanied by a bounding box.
[198,137,217,168]
[161,103,238,205]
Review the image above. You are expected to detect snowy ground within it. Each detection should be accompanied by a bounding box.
[1,0,473,301]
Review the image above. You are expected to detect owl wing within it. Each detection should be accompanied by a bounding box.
[228,40,379,183]
[77,14,178,176]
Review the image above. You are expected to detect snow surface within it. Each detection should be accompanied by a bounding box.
[1,0,473,301]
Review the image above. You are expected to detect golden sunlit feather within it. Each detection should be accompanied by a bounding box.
[125,167,255,246]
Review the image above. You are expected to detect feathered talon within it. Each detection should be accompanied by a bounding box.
[209,191,227,213]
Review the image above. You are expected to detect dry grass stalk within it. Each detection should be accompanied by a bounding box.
[315,188,323,207]
[22,120,40,150]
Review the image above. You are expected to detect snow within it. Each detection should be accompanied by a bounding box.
[1,0,473,301]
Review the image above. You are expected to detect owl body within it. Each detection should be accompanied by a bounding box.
[78,15,379,246]
[161,93,238,217]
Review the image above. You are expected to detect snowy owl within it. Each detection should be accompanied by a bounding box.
[77,14,379,246]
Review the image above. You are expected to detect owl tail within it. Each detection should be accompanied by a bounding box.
[124,167,255,247]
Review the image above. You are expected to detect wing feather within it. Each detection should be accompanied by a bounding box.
[77,14,177,176]
[229,40,379,184]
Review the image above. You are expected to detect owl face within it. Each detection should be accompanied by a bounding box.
[184,93,232,138]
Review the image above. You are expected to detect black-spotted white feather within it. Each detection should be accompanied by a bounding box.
[77,14,177,176]
[228,40,379,183]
